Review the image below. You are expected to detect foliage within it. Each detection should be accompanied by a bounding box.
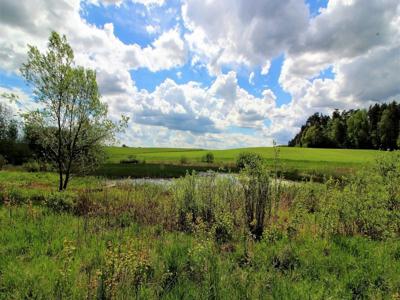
[240,161,272,240]
[236,152,263,170]
[289,101,400,149]
[0,154,6,169]
[45,192,76,213]
[20,31,127,190]
[201,152,214,163]
[119,155,139,164]
[180,155,188,164]
[0,101,33,165]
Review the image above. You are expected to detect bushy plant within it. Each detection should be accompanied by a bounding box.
[201,152,214,164]
[120,155,139,164]
[240,162,271,240]
[173,172,220,231]
[271,246,300,273]
[212,211,234,244]
[180,156,188,165]
[45,192,76,213]
[317,153,400,240]
[236,152,263,170]
[99,241,153,298]
[22,160,41,172]
[0,154,6,169]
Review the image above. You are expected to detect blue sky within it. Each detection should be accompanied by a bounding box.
[0,0,398,148]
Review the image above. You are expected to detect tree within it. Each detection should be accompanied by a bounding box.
[378,108,397,150]
[346,110,370,148]
[288,102,400,150]
[20,32,127,190]
[0,102,19,163]
[327,110,347,148]
[368,103,383,148]
[300,125,331,148]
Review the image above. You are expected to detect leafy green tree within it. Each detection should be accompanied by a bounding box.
[300,125,330,148]
[346,110,370,148]
[378,108,397,150]
[20,32,127,190]
[368,104,383,148]
[397,133,400,149]
[327,110,346,148]
[0,102,19,163]
[289,102,400,150]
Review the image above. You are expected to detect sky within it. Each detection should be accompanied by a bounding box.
[0,0,399,148]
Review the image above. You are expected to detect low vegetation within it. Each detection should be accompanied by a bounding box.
[1,152,399,298]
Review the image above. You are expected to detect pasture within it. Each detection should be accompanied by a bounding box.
[100,146,381,180]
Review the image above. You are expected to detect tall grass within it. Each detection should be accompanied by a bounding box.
[0,152,399,298]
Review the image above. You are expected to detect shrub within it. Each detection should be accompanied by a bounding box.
[318,154,400,240]
[173,172,219,231]
[201,152,214,164]
[240,163,271,240]
[180,156,188,165]
[100,241,153,298]
[236,152,263,170]
[22,160,40,172]
[45,192,76,213]
[212,212,234,244]
[271,246,300,273]
[122,157,138,164]
[0,154,6,169]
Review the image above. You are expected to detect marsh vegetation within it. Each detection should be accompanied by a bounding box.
[0,152,399,299]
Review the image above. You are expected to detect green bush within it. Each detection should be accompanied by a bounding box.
[212,212,234,244]
[45,192,76,213]
[241,163,271,240]
[201,152,214,164]
[271,246,300,273]
[180,156,188,165]
[0,154,6,169]
[22,160,41,172]
[236,152,263,170]
[120,155,139,164]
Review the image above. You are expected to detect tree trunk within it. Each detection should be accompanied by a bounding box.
[63,170,70,190]
[58,166,64,191]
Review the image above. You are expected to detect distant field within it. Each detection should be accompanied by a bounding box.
[106,146,379,164]
[102,146,382,179]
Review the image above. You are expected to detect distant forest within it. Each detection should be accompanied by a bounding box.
[288,101,400,150]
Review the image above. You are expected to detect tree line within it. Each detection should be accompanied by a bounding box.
[288,102,400,149]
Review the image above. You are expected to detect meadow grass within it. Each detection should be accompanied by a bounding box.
[0,152,399,298]
[104,146,380,179]
[106,146,379,164]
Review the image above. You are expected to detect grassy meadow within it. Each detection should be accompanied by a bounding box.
[0,151,399,299]
[98,146,380,180]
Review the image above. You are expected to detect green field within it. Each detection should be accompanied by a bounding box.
[106,146,380,164]
[101,146,382,179]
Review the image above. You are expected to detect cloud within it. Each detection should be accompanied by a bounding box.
[281,0,400,90]
[89,0,165,7]
[1,0,399,148]
[125,71,278,135]
[261,61,271,75]
[182,0,309,74]
[249,72,255,85]
[0,0,187,75]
